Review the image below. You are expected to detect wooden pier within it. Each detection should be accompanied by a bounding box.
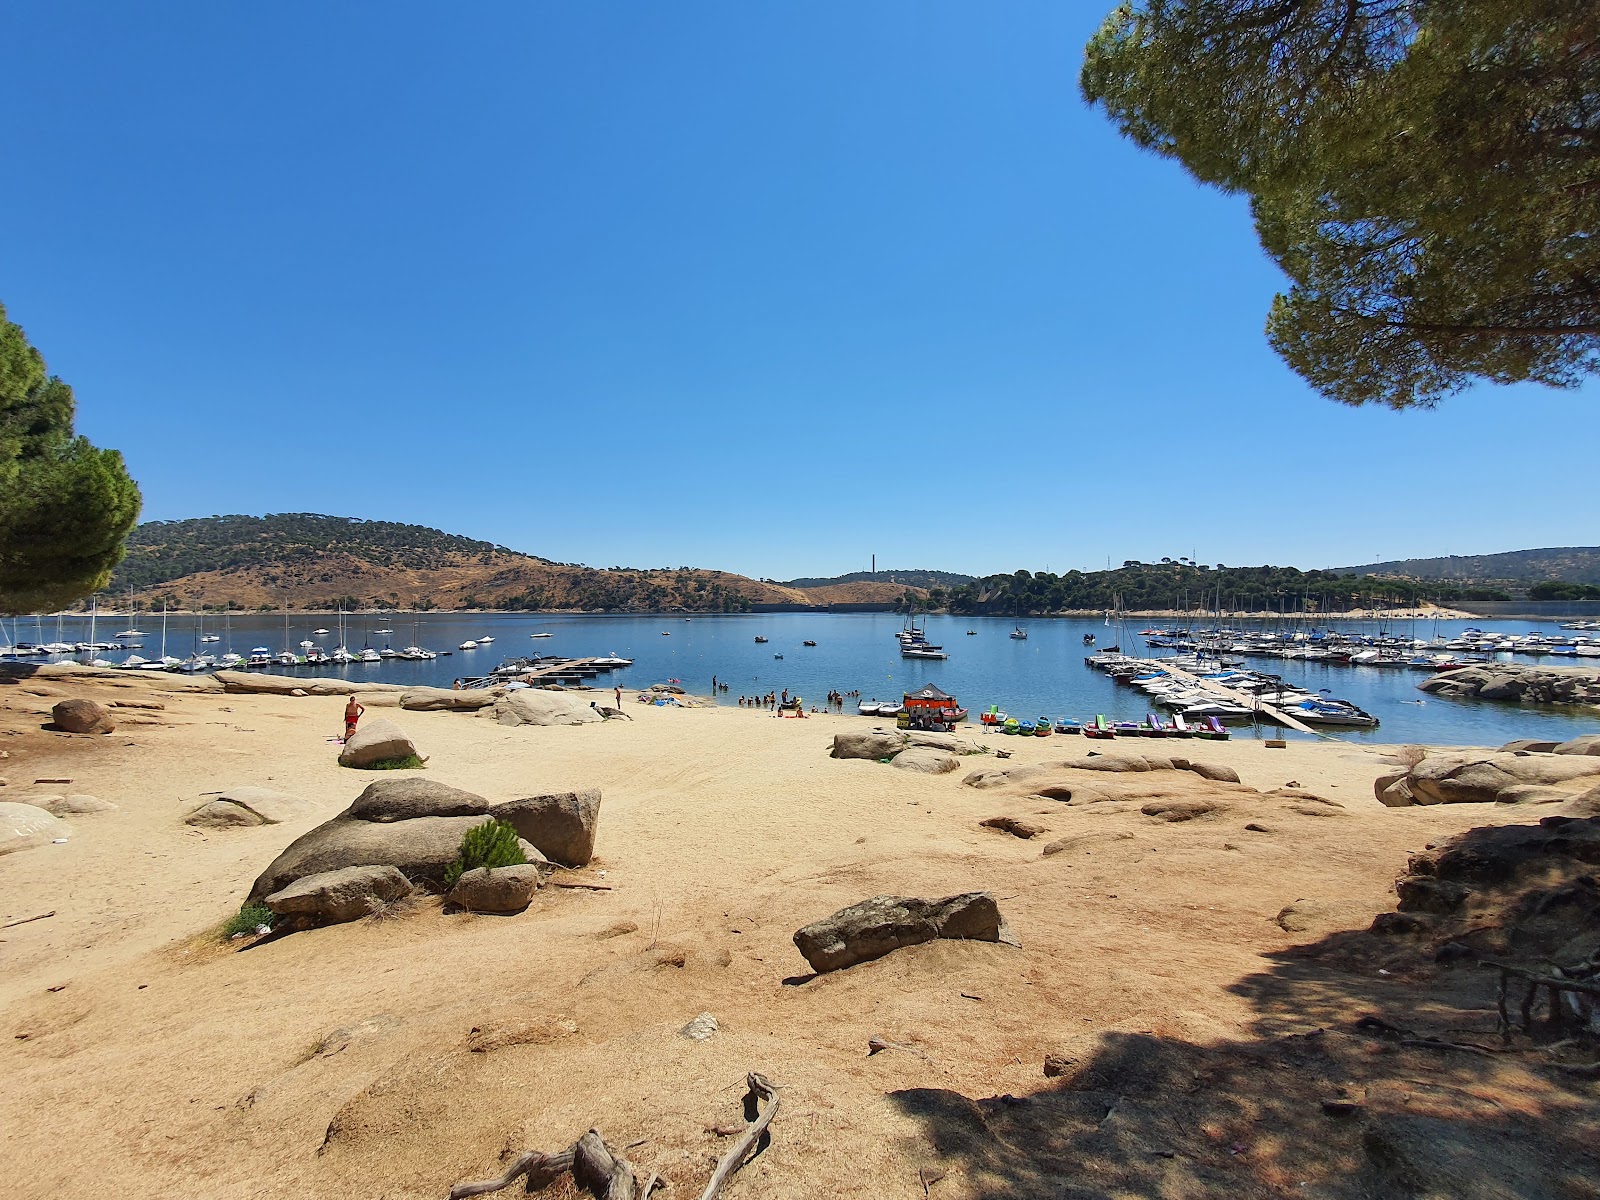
[1123,659,1321,737]
[464,656,630,689]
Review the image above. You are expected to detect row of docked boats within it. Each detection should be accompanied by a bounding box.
[1089,652,1380,728]
[897,618,948,659]
[1140,625,1600,667]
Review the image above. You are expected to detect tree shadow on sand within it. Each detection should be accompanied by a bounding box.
[889,818,1600,1200]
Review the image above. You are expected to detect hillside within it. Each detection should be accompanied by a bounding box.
[780,568,975,589]
[1331,547,1600,586]
[106,515,923,612]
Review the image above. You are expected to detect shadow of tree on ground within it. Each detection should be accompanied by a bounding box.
[890,818,1600,1199]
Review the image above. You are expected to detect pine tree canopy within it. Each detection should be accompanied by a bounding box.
[1081,0,1599,408]
[0,303,141,613]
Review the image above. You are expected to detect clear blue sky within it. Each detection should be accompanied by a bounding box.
[2,2,1591,579]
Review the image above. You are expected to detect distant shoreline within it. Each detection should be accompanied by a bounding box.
[32,605,1480,621]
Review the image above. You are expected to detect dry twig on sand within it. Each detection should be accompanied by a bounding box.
[700,1073,779,1200]
[3,911,55,929]
[446,1071,777,1200]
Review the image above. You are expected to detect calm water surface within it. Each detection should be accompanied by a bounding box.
[16,610,1599,746]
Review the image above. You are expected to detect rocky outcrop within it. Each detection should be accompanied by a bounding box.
[490,790,601,866]
[1555,734,1600,756]
[793,892,1015,974]
[399,687,500,712]
[347,778,488,823]
[264,865,412,927]
[1379,750,1600,807]
[214,670,401,697]
[249,813,484,900]
[0,802,70,854]
[51,698,116,734]
[891,747,961,774]
[1141,798,1226,822]
[962,756,1244,790]
[830,729,909,760]
[1419,664,1600,708]
[338,718,421,768]
[448,865,542,913]
[186,786,314,828]
[484,689,605,727]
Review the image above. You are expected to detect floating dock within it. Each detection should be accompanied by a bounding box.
[464,656,631,689]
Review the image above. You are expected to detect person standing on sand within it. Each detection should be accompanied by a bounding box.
[615,685,622,707]
[343,696,365,742]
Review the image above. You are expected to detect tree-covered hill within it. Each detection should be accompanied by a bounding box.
[938,559,1506,616]
[114,514,532,591]
[1332,548,1600,587]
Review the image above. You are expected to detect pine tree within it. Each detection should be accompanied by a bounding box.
[0,303,141,612]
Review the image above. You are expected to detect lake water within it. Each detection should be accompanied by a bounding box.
[13,610,1599,746]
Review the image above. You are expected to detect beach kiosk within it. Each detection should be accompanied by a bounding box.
[898,684,967,731]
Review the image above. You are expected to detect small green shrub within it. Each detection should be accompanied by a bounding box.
[443,818,526,889]
[223,902,274,938]
[344,753,426,771]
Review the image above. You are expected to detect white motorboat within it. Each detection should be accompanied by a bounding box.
[273,651,298,667]
[589,656,634,667]
[312,628,330,635]
[201,634,220,643]
[218,652,244,668]
[529,632,553,638]
[328,647,355,664]
[901,646,949,659]
[459,640,479,650]
[478,635,495,643]
[379,646,398,658]
[299,640,315,649]
[247,648,272,668]
[358,648,381,663]
[115,629,145,638]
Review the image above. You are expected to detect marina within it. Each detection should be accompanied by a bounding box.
[2,609,1597,745]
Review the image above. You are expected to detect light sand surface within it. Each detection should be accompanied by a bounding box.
[0,676,1579,1197]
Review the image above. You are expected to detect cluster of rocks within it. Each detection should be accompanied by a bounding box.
[829,728,984,775]
[792,892,1016,973]
[248,777,601,929]
[1376,737,1600,809]
[1420,664,1600,708]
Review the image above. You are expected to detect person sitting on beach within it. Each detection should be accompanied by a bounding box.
[343,696,365,742]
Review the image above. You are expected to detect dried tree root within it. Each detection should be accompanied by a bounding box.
[699,1072,779,1200]
[447,1074,777,1200]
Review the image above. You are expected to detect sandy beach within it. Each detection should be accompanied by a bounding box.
[1,671,1596,1198]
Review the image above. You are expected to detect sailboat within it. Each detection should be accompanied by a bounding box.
[274,602,298,666]
[401,609,436,660]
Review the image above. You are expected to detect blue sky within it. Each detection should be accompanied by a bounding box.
[2,2,1591,579]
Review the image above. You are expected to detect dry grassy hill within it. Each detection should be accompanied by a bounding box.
[108,515,920,612]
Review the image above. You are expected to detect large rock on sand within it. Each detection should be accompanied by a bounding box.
[448,865,542,913]
[830,729,908,760]
[793,892,1014,974]
[1555,735,1600,756]
[51,698,115,734]
[348,778,489,823]
[487,690,603,727]
[265,865,412,926]
[891,747,961,774]
[1403,751,1600,806]
[186,786,313,828]
[248,814,486,901]
[490,790,601,866]
[338,718,421,768]
[0,802,70,854]
[400,687,499,712]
